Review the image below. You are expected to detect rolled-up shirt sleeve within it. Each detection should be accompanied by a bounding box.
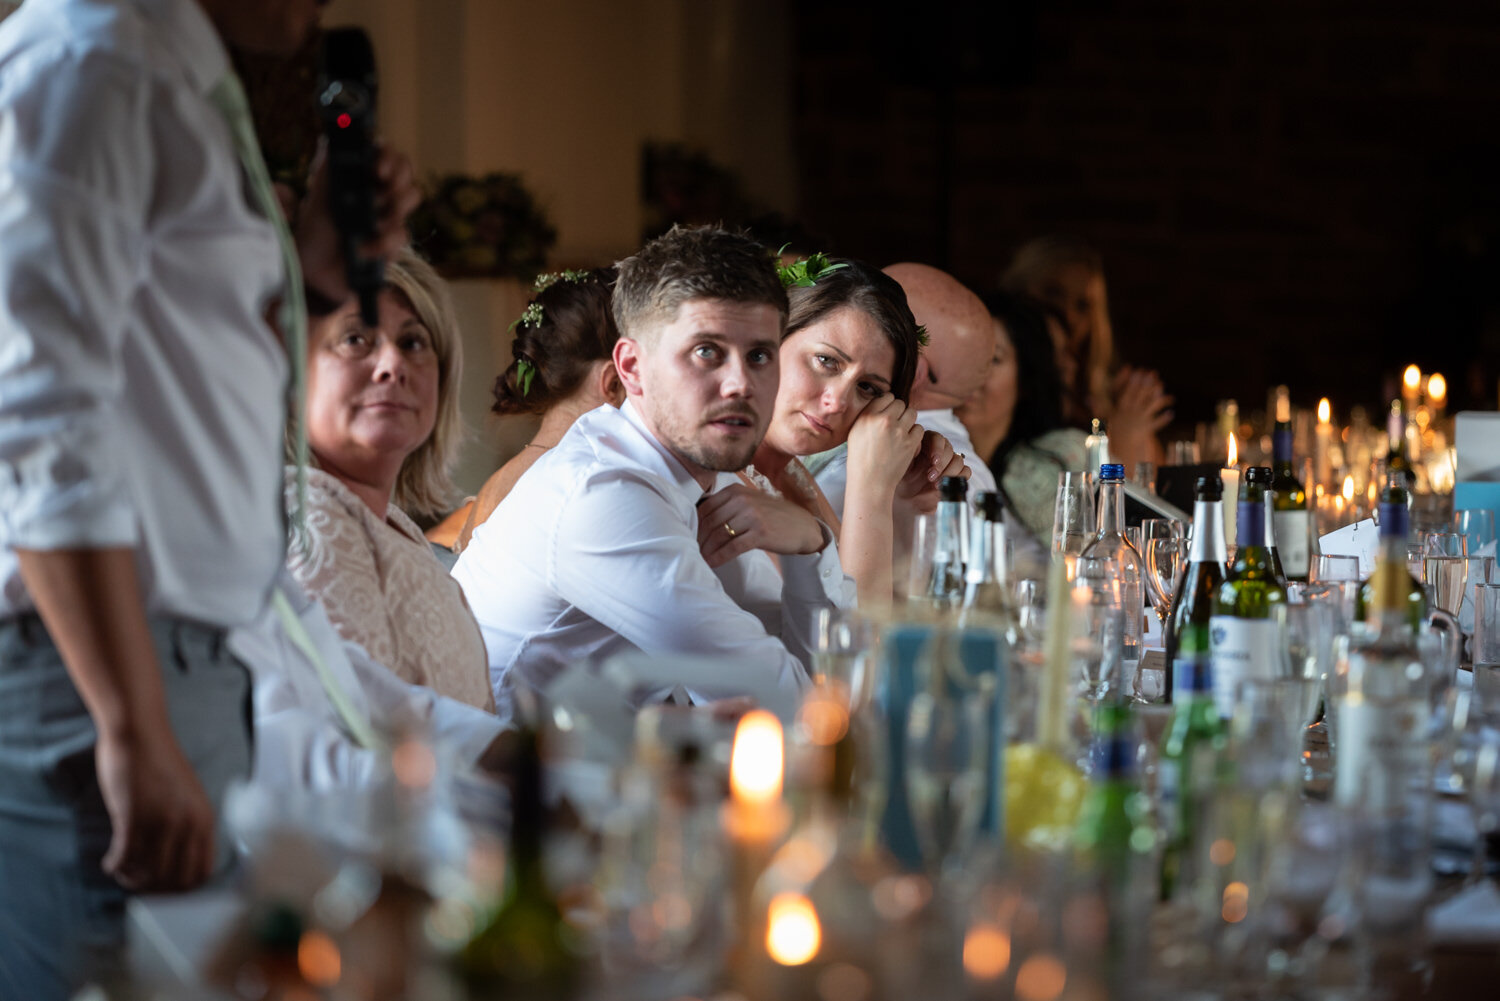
[549,468,814,700]
[0,53,151,550]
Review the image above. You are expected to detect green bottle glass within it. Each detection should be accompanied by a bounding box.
[1248,466,1287,586]
[458,726,579,998]
[1209,475,1288,720]
[1158,477,1229,900]
[1270,421,1310,582]
[1164,476,1228,704]
[1386,399,1416,489]
[1354,472,1428,635]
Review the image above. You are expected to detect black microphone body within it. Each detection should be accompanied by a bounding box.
[318,28,382,326]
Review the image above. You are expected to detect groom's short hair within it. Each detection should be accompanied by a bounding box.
[612,225,788,345]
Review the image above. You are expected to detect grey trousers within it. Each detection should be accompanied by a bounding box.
[0,613,252,1001]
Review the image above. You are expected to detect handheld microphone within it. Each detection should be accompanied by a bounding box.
[317,28,382,326]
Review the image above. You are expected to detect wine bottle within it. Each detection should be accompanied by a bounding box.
[458,726,579,998]
[962,491,1008,618]
[1165,476,1228,703]
[1208,474,1287,720]
[1248,466,1287,586]
[1386,399,1416,489]
[926,475,968,610]
[1085,417,1111,473]
[1270,420,1310,582]
[1082,463,1145,665]
[1354,471,1428,635]
[1157,623,1227,901]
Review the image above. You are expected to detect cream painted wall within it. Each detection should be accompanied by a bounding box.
[321,0,794,500]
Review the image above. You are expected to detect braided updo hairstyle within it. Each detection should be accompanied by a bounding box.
[493,267,620,416]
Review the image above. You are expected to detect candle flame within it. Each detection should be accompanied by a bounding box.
[1226,432,1238,467]
[1015,953,1068,1001]
[730,710,783,805]
[1403,364,1422,393]
[1428,372,1447,403]
[1342,475,1354,502]
[964,923,1012,980]
[1317,398,1331,424]
[298,931,341,987]
[766,892,821,965]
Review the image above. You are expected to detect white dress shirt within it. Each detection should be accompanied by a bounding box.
[810,408,999,519]
[229,572,504,793]
[0,0,287,625]
[453,401,847,721]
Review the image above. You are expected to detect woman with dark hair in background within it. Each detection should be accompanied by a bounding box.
[457,268,622,550]
[957,291,1088,564]
[702,257,963,605]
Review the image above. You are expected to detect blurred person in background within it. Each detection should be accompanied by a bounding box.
[1002,234,1171,476]
[956,291,1088,568]
[289,248,492,712]
[456,268,622,551]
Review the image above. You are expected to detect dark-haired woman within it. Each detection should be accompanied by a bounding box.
[956,292,1087,561]
[701,258,963,606]
[457,268,622,550]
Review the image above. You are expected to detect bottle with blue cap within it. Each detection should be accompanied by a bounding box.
[1082,463,1146,679]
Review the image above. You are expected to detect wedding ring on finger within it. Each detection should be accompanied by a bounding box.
[723,522,738,538]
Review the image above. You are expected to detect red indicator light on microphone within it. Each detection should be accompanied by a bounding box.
[336,112,352,129]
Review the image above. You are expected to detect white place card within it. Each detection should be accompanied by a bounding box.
[1319,518,1379,577]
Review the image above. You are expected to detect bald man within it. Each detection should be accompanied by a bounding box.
[810,263,998,514]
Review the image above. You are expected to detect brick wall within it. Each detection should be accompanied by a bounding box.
[794,0,1500,425]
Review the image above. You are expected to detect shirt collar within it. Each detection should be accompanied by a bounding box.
[132,0,232,95]
[620,400,714,503]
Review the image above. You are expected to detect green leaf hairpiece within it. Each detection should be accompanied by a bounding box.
[532,269,591,293]
[516,357,537,396]
[915,324,930,348]
[774,246,849,289]
[508,301,544,332]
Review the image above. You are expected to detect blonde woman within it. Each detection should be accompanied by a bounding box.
[288,247,492,711]
[1001,235,1171,476]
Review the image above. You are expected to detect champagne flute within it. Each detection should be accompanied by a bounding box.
[1051,471,1095,557]
[1424,555,1470,617]
[1144,537,1187,629]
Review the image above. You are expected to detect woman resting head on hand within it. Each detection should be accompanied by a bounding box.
[289,247,493,711]
[457,267,621,550]
[701,257,965,606]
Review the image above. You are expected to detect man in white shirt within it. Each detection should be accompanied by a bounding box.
[0,0,416,992]
[455,226,850,721]
[813,263,998,513]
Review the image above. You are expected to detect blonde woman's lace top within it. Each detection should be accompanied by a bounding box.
[286,468,494,712]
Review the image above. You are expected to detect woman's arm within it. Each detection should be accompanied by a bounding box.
[840,396,924,607]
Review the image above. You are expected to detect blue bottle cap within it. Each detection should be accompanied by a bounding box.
[1100,463,1125,481]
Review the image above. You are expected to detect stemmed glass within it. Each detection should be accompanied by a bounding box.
[1454,509,1497,557]
[1422,531,1468,558]
[1423,555,1470,617]
[1142,519,1188,631]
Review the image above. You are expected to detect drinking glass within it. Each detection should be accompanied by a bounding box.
[1071,557,1124,703]
[1051,471,1095,557]
[813,607,877,711]
[1312,554,1361,583]
[1013,578,1046,648]
[1422,531,1468,558]
[1133,460,1158,493]
[907,512,962,608]
[1474,584,1500,721]
[1142,519,1188,628]
[1406,544,1426,583]
[906,632,989,876]
[1170,440,1201,464]
[1464,732,1500,887]
[1453,509,1497,558]
[1423,555,1470,617]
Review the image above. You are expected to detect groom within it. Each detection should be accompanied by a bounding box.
[454,225,853,720]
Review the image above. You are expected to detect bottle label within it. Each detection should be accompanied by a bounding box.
[1237,502,1265,547]
[1172,653,1214,696]
[1273,428,1293,464]
[1379,501,1409,540]
[1273,510,1310,577]
[1334,696,1428,814]
[1208,616,1279,718]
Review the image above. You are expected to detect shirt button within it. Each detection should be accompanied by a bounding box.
[822,568,832,578]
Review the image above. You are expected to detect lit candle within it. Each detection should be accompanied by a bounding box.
[1402,364,1422,411]
[1427,372,1447,420]
[1222,432,1241,547]
[724,710,791,981]
[1314,398,1333,490]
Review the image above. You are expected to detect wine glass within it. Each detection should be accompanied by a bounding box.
[1051,471,1095,557]
[813,607,877,711]
[1422,531,1468,558]
[1423,555,1470,617]
[1143,532,1187,629]
[1454,509,1497,558]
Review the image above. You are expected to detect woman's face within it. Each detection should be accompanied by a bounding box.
[1035,261,1098,350]
[955,319,1018,445]
[305,289,440,475]
[766,306,897,456]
